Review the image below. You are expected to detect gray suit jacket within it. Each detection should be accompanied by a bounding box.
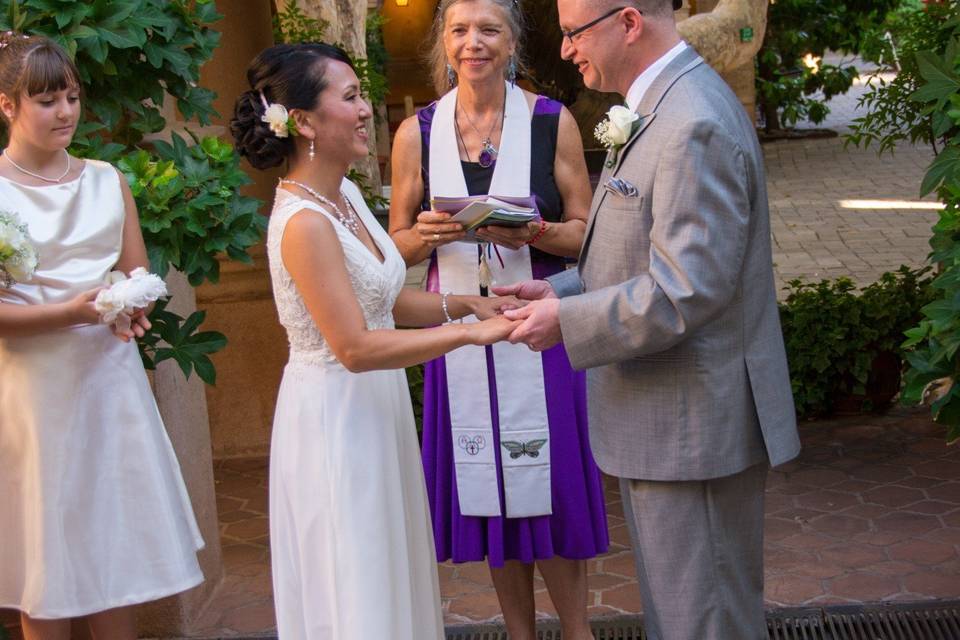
[549,46,800,481]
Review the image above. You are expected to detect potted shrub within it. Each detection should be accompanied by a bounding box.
[780,266,934,418]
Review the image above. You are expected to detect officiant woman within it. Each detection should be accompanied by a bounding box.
[388,0,607,638]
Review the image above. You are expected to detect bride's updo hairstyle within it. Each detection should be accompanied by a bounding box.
[0,31,80,123]
[231,42,354,170]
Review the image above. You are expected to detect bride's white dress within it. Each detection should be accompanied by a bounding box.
[266,180,444,639]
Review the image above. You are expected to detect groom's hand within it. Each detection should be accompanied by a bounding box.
[503,298,562,351]
[491,279,557,301]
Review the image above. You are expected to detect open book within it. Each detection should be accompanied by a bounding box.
[431,195,539,241]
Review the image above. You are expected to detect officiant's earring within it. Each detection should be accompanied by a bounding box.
[308,139,315,163]
[446,63,457,88]
[507,57,517,86]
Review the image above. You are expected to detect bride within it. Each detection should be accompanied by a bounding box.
[230,43,519,639]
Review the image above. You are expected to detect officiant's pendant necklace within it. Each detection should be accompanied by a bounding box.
[456,93,504,169]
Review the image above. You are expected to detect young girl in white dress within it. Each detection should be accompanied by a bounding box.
[230,43,520,639]
[0,34,204,640]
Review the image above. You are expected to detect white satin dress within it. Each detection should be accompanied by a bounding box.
[0,160,204,619]
[266,181,444,639]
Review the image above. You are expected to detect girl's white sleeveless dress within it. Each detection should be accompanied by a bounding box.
[266,181,444,639]
[0,159,204,618]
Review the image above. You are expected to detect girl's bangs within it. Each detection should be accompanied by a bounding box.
[20,45,80,96]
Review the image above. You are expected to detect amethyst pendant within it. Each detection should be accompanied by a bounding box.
[478,139,497,168]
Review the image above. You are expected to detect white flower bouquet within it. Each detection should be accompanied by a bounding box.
[0,210,38,288]
[95,267,168,331]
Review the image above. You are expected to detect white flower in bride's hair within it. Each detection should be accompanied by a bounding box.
[262,103,291,138]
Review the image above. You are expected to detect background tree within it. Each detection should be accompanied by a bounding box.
[757,0,899,133]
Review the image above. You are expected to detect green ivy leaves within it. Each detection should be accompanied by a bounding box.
[138,298,226,385]
[896,11,960,444]
[120,132,266,287]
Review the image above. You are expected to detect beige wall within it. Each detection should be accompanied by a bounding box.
[196,0,288,458]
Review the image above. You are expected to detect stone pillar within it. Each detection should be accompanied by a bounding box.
[137,0,282,634]
[276,0,382,194]
[193,0,286,461]
[678,0,766,117]
[139,271,223,637]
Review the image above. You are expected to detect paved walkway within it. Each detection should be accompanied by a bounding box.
[181,406,959,637]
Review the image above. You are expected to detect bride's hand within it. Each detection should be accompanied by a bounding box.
[472,295,526,320]
[468,316,522,346]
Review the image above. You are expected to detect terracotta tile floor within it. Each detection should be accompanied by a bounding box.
[2,408,957,639]
[176,407,960,637]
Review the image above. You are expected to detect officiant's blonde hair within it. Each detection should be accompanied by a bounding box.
[428,0,525,95]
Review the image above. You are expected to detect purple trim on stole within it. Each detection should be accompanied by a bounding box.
[419,93,609,566]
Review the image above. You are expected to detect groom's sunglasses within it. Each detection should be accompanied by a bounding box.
[561,6,632,42]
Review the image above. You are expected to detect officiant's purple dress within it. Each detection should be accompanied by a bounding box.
[418,96,609,567]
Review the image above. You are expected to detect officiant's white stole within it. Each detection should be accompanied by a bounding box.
[429,83,552,518]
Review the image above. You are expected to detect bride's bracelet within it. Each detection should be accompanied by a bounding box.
[440,292,454,323]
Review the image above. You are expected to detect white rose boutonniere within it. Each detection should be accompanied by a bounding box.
[594,105,642,168]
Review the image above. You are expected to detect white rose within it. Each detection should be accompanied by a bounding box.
[0,223,23,253]
[606,105,640,145]
[261,103,290,138]
[6,244,37,281]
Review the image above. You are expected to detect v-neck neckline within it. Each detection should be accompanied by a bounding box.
[280,188,387,266]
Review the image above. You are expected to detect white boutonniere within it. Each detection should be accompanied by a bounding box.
[594,105,642,168]
[0,210,38,288]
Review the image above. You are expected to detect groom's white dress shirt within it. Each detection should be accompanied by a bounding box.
[625,41,689,112]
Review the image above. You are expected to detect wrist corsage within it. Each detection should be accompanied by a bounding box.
[95,267,167,331]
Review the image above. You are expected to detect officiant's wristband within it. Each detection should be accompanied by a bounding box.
[526,219,548,246]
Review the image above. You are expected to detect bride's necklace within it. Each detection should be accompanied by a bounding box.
[3,148,71,183]
[279,178,361,237]
[456,93,504,169]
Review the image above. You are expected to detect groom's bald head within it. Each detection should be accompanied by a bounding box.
[598,0,679,19]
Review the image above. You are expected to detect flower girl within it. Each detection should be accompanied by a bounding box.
[0,33,203,639]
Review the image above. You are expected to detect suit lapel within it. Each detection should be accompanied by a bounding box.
[578,47,706,265]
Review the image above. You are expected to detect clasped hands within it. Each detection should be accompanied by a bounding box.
[468,280,562,352]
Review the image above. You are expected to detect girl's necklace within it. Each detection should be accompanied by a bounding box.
[280,179,361,237]
[456,93,505,168]
[4,148,71,183]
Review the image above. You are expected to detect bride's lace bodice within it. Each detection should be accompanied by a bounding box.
[267,182,407,366]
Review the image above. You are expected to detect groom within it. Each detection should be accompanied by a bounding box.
[495,1,801,638]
